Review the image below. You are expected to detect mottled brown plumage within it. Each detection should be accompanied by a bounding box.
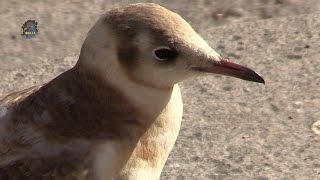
[0,67,149,179]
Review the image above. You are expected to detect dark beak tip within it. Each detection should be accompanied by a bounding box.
[255,72,265,84]
[246,70,265,84]
[260,77,265,84]
[257,77,265,84]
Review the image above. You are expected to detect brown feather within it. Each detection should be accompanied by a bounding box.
[0,67,150,178]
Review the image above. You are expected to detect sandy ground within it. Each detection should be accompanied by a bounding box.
[1,0,320,179]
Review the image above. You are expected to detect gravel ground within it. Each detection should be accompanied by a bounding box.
[1,0,319,179]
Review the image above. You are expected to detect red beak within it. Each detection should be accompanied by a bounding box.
[192,58,265,84]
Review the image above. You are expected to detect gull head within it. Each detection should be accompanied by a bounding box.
[77,3,264,89]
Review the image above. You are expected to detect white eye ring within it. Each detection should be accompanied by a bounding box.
[152,46,176,61]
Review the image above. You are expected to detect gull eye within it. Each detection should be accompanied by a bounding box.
[152,47,178,61]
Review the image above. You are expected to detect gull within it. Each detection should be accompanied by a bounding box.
[0,3,264,180]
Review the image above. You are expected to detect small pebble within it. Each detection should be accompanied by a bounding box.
[312,121,320,136]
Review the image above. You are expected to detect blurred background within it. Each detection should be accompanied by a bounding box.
[1,0,320,179]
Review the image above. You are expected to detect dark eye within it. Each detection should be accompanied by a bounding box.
[153,47,178,61]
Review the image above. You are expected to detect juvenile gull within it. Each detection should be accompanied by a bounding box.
[0,3,264,180]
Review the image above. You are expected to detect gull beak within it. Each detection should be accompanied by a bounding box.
[192,57,265,84]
